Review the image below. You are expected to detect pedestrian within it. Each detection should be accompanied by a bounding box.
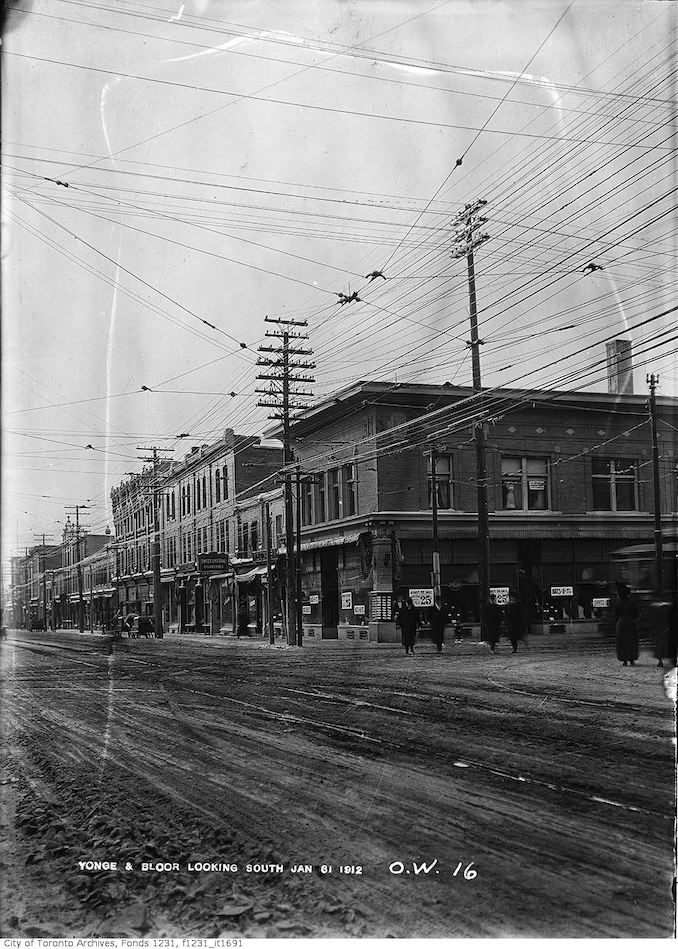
[396,597,419,655]
[614,583,639,667]
[429,600,445,654]
[481,593,503,653]
[504,594,526,654]
[655,598,678,669]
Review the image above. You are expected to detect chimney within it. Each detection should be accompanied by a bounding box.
[606,339,633,395]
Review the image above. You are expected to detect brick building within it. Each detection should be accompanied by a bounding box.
[278,380,678,642]
[110,429,283,634]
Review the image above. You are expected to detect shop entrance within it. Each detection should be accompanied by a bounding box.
[320,548,339,638]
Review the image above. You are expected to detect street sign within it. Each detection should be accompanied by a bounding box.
[302,605,312,615]
[309,594,319,605]
[551,586,574,597]
[354,604,366,615]
[409,588,434,608]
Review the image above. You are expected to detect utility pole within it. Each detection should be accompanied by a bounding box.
[65,504,90,634]
[452,199,491,616]
[265,500,274,644]
[137,447,174,639]
[33,532,54,630]
[295,469,303,646]
[429,446,440,601]
[647,374,664,594]
[256,317,315,646]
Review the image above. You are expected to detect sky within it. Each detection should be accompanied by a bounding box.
[2,0,677,569]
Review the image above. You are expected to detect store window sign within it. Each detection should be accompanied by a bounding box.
[410,588,434,608]
[490,587,509,605]
[302,605,312,615]
[528,480,545,490]
[551,586,574,597]
[309,594,319,605]
[592,597,610,608]
[354,604,366,615]
[341,592,353,610]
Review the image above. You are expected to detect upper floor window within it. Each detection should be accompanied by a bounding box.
[251,521,259,551]
[202,475,207,508]
[222,464,229,500]
[301,479,313,526]
[215,470,221,503]
[427,454,452,510]
[502,457,549,511]
[343,463,358,516]
[315,474,326,524]
[328,468,340,520]
[275,514,283,546]
[592,458,637,511]
[186,484,191,515]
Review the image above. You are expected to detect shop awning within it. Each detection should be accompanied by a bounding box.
[235,565,270,583]
[93,589,116,598]
[301,531,361,550]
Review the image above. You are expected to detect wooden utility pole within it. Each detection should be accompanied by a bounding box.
[647,374,664,594]
[256,317,315,647]
[295,470,303,646]
[137,447,174,638]
[265,500,274,644]
[33,532,54,630]
[65,504,90,634]
[452,199,491,615]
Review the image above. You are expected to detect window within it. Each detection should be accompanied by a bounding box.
[197,530,203,554]
[222,464,229,500]
[302,479,313,525]
[202,475,207,508]
[328,468,340,520]
[186,484,191,514]
[275,514,283,546]
[502,457,549,511]
[242,523,249,556]
[342,463,358,516]
[427,454,452,510]
[592,458,637,511]
[315,474,326,523]
[171,492,175,519]
[251,521,259,550]
[215,470,221,503]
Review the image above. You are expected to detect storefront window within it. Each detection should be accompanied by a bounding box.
[502,457,549,510]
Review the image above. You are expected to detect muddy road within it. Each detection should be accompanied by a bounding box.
[0,629,675,938]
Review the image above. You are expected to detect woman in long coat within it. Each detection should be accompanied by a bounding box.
[396,597,419,655]
[614,584,639,666]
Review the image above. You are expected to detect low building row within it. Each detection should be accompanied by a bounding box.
[8,379,678,641]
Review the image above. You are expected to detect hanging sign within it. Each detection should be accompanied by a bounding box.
[592,597,610,609]
[551,586,573,597]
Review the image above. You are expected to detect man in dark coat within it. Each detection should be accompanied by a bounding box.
[504,594,526,654]
[429,601,446,654]
[396,597,419,655]
[481,594,502,653]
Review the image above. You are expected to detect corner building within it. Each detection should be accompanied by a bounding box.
[280,381,678,642]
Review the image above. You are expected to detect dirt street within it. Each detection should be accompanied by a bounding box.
[0,629,675,938]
